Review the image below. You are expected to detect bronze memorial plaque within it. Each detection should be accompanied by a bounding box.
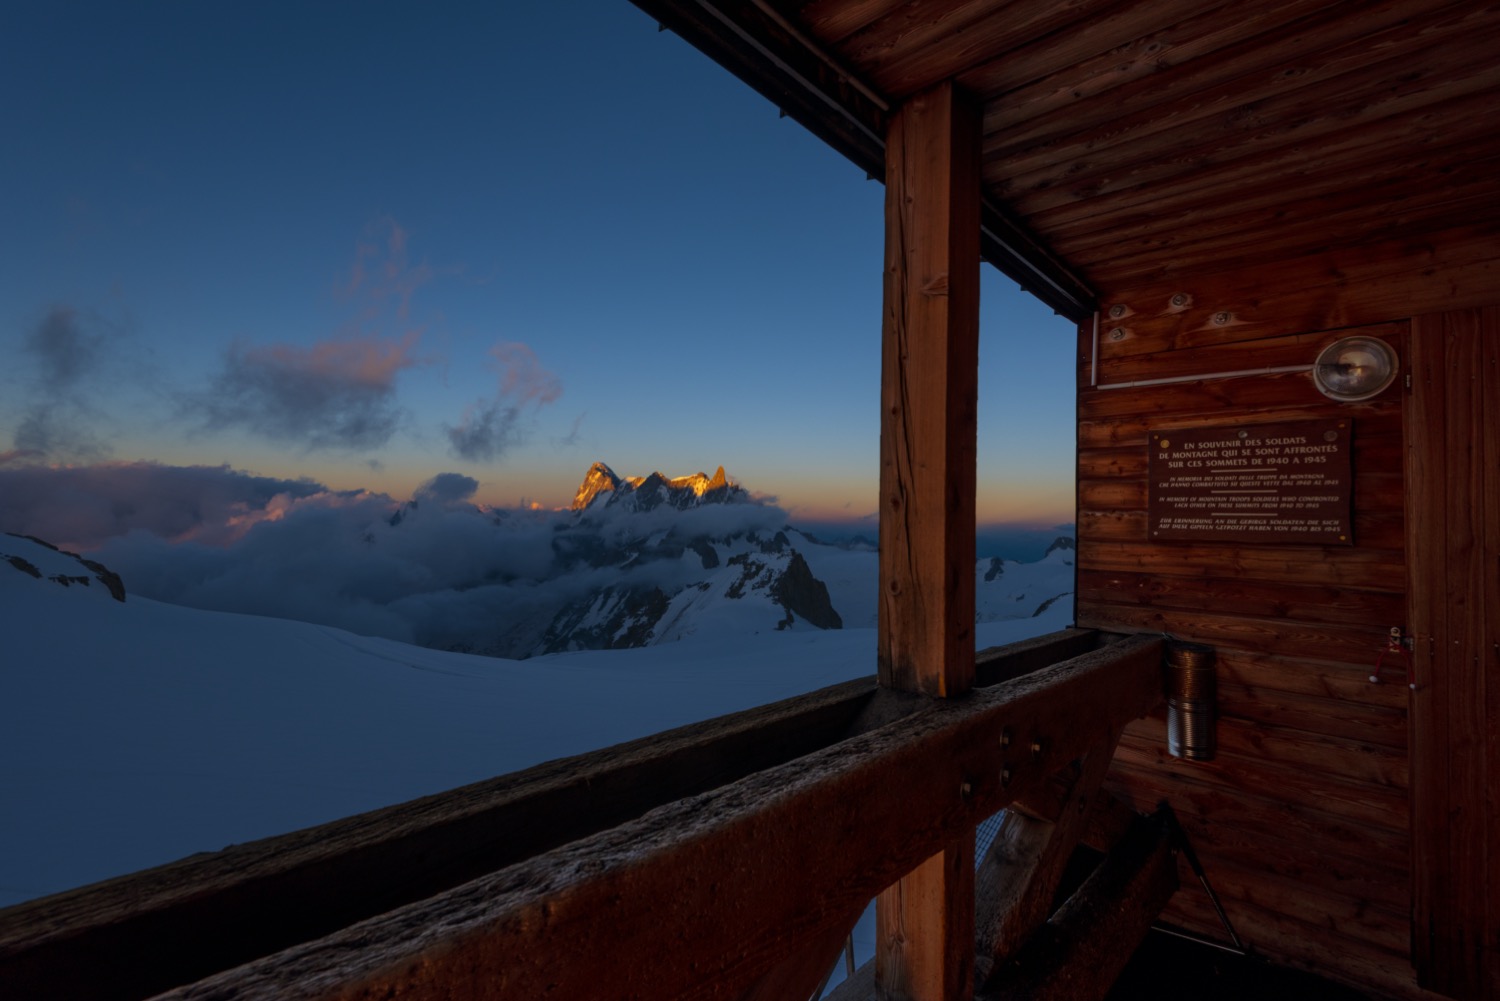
[1148,419,1354,544]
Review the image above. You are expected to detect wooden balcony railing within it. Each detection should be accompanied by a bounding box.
[0,628,1167,1000]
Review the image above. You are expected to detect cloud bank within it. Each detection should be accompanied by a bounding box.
[0,461,325,550]
[1,461,791,658]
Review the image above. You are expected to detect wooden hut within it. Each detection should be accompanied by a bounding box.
[2,2,1495,999]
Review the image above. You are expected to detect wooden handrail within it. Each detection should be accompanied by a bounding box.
[1,629,1116,1000]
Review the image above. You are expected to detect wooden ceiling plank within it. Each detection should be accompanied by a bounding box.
[991,2,1500,201]
[794,0,911,46]
[1063,141,1500,266]
[1005,69,1500,263]
[835,0,1005,75]
[859,0,1126,99]
[1089,184,1500,290]
[1036,127,1500,248]
[1025,113,1500,268]
[980,0,1475,174]
[958,0,1287,106]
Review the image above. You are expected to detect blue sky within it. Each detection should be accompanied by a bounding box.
[2,1,1076,529]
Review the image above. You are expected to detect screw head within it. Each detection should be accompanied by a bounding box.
[1213,311,1231,325]
[1109,327,1126,341]
[1171,293,1188,307]
[1108,304,1125,319]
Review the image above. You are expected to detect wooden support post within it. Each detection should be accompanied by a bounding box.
[875,79,981,1001]
[877,77,981,698]
[1407,306,1500,999]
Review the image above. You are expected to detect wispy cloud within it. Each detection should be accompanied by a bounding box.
[343,217,432,321]
[555,412,586,449]
[4,305,120,464]
[184,333,422,451]
[25,306,104,389]
[445,342,562,462]
[12,409,111,463]
[179,218,447,453]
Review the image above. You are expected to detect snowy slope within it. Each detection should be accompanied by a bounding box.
[0,534,1072,910]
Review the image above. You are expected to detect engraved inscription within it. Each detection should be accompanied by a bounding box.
[1147,419,1354,545]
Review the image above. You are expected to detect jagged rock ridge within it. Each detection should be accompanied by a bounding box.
[571,461,742,513]
[2,533,127,602]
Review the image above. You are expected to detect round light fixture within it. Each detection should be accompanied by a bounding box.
[1312,336,1398,402]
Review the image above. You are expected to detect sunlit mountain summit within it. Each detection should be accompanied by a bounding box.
[571,461,743,513]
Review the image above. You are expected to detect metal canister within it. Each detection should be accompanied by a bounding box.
[1166,642,1216,760]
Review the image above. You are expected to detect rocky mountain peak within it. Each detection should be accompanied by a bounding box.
[570,462,745,513]
[571,462,624,511]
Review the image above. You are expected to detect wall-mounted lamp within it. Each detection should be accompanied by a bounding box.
[1312,336,1398,402]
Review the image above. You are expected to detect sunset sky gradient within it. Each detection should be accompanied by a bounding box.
[2,1,1077,531]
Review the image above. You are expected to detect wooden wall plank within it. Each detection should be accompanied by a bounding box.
[1106,759,1408,871]
[1078,540,1402,587]
[1081,409,1403,448]
[1094,322,1403,379]
[1115,730,1406,832]
[1484,311,1500,1001]
[1406,307,1500,998]
[1212,648,1409,709]
[1077,568,1403,628]
[1215,681,1408,750]
[1077,300,1420,1000]
[1163,883,1422,999]
[1092,223,1500,338]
